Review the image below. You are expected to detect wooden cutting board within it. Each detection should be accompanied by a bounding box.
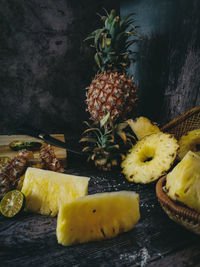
[0,134,67,167]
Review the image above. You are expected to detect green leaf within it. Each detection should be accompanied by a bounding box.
[84,29,101,41]
[120,13,135,29]
[80,137,97,143]
[103,38,112,54]
[116,122,128,131]
[105,9,116,30]
[117,131,127,144]
[82,127,101,135]
[83,121,92,128]
[100,112,110,128]
[125,39,140,49]
[102,8,109,16]
[94,53,101,69]
[110,16,119,38]
[94,28,105,50]
[82,146,92,152]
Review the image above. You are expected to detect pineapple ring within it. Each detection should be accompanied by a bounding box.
[121,133,179,183]
[178,129,200,159]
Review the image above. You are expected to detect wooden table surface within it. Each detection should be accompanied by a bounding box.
[1,139,200,267]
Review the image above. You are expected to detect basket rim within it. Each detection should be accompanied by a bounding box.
[161,105,200,132]
[156,176,200,224]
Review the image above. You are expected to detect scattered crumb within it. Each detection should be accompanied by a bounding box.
[119,247,150,267]
[140,247,150,267]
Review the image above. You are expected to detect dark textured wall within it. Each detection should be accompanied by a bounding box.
[121,0,200,125]
[0,0,119,134]
[1,0,200,134]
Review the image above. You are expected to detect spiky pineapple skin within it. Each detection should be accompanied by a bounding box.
[86,71,137,122]
[21,167,90,216]
[57,191,140,246]
[128,116,160,140]
[166,151,200,212]
[121,133,179,183]
[178,129,200,159]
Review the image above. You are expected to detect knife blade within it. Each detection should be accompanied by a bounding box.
[17,125,85,157]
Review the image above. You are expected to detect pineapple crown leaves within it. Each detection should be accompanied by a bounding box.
[85,9,141,72]
[80,113,136,170]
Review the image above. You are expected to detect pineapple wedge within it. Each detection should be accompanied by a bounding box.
[178,129,200,159]
[128,116,160,140]
[21,167,90,216]
[166,151,200,212]
[57,191,140,246]
[122,133,179,183]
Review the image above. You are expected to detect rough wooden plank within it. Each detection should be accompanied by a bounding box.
[0,134,67,166]
[148,244,200,267]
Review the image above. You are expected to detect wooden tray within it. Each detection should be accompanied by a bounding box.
[0,134,67,167]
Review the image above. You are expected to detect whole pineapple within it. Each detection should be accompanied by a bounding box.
[85,9,140,122]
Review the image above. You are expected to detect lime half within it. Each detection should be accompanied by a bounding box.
[0,190,25,217]
[9,140,26,151]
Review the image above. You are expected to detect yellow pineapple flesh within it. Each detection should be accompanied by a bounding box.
[166,151,200,212]
[121,133,179,183]
[128,116,160,140]
[21,167,90,216]
[178,129,200,159]
[56,191,140,246]
[17,163,42,191]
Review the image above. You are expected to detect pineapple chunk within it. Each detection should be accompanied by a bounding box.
[178,129,200,159]
[128,116,160,140]
[122,133,179,183]
[57,191,140,246]
[21,167,90,216]
[17,163,43,190]
[166,151,200,212]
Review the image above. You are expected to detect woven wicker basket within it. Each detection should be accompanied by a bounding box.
[156,106,200,234]
[156,176,200,235]
[161,105,200,139]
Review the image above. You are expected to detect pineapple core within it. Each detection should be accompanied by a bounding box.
[21,167,90,216]
[57,191,140,246]
[166,151,200,212]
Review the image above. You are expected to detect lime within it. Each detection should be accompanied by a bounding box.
[25,141,42,151]
[9,140,26,151]
[0,190,25,218]
[9,140,42,151]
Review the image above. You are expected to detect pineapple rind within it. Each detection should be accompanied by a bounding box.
[166,151,200,212]
[128,117,160,140]
[87,72,137,122]
[178,129,200,159]
[57,191,140,246]
[21,167,90,216]
[121,133,179,183]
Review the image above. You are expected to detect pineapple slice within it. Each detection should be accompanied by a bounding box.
[178,129,200,159]
[128,116,160,140]
[21,167,90,216]
[166,151,200,212]
[122,133,179,183]
[57,191,140,246]
[17,163,43,191]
